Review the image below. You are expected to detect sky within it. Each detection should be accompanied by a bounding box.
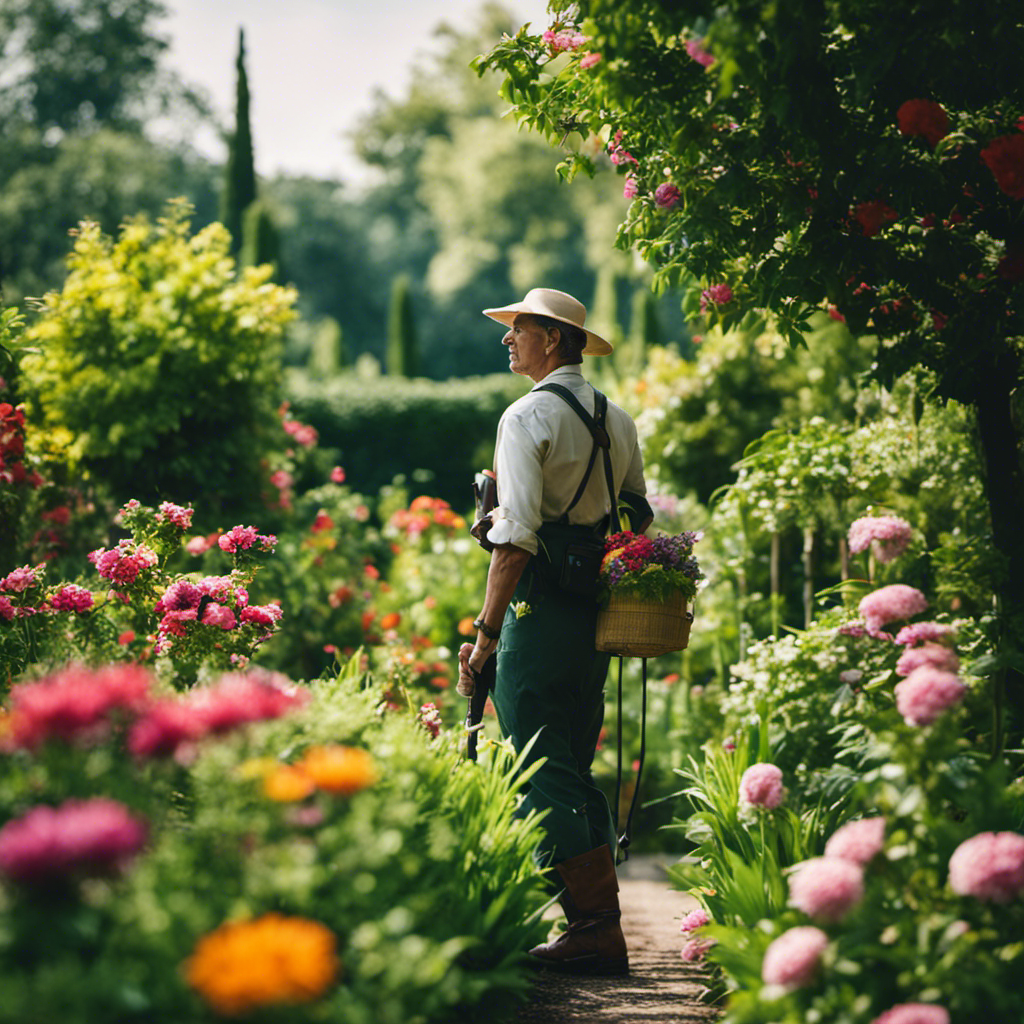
[159,0,553,186]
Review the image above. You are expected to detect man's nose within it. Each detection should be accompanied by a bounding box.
[502,329,513,346]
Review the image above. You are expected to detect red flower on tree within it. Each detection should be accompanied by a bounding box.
[980,133,1024,200]
[854,201,898,237]
[896,99,949,148]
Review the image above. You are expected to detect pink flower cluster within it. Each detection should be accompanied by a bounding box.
[685,37,715,68]
[847,515,913,564]
[0,595,14,621]
[896,643,959,676]
[788,857,865,921]
[542,27,586,51]
[894,666,966,726]
[218,524,277,554]
[761,925,828,988]
[152,575,281,649]
[871,1005,949,1024]
[858,584,928,636]
[418,702,442,738]
[680,936,715,961]
[623,176,639,199]
[0,797,147,883]
[156,501,194,529]
[679,907,710,933]
[7,663,152,748]
[128,671,309,758]
[282,416,318,447]
[608,130,638,167]
[824,817,886,865]
[700,284,733,311]
[894,621,955,646]
[948,831,1024,903]
[88,540,158,586]
[49,583,94,614]
[1,564,42,593]
[739,763,785,810]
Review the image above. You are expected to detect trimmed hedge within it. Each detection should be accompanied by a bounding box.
[285,370,529,505]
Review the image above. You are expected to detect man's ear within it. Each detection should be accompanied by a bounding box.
[545,326,560,354]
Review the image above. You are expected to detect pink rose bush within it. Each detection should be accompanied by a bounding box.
[761,926,829,988]
[788,857,865,922]
[894,666,966,726]
[948,831,1024,903]
[739,762,785,810]
[847,515,913,564]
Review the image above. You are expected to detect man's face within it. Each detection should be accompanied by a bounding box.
[503,315,552,379]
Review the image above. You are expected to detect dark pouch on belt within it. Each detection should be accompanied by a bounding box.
[536,522,604,600]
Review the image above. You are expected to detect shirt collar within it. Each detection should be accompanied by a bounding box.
[530,364,585,390]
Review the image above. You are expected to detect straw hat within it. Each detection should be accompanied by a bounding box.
[482,287,613,356]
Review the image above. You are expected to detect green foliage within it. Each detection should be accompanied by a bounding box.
[386,274,418,377]
[19,202,296,514]
[239,199,282,277]
[285,369,529,504]
[220,28,257,251]
[0,663,551,1023]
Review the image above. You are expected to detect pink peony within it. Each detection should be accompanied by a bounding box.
[948,831,1024,903]
[680,936,715,961]
[896,643,959,677]
[700,284,734,311]
[0,797,147,882]
[894,621,956,646]
[824,817,886,865]
[858,584,928,636]
[679,907,711,933]
[201,602,237,630]
[9,664,152,748]
[654,182,681,209]
[761,926,829,988]
[156,501,194,529]
[894,666,966,726]
[0,565,41,593]
[739,763,785,809]
[128,700,203,758]
[871,1004,949,1024]
[847,515,913,563]
[788,857,865,922]
[49,584,94,613]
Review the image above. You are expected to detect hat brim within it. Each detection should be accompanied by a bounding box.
[482,304,613,356]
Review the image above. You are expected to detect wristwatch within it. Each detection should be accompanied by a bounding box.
[473,617,501,640]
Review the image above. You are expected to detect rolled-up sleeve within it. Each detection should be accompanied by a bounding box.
[488,409,544,555]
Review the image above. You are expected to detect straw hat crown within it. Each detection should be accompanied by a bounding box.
[482,287,612,356]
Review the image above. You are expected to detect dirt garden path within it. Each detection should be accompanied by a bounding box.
[511,855,721,1024]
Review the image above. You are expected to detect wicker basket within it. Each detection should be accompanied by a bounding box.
[595,590,693,658]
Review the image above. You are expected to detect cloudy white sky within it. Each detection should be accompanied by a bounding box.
[159,0,552,184]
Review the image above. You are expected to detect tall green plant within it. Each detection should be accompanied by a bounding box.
[386,274,418,377]
[221,26,256,251]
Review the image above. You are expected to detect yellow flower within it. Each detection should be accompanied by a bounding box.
[601,546,626,570]
[297,745,377,795]
[185,913,339,1015]
[262,764,316,802]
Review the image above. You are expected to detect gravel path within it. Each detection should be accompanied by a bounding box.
[510,855,720,1024]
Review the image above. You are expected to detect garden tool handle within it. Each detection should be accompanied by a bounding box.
[465,653,496,761]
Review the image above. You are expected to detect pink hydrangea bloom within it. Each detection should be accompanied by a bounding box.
[201,602,237,630]
[156,501,194,529]
[858,584,928,635]
[948,831,1024,903]
[788,857,865,922]
[1,565,42,593]
[700,284,734,311]
[680,907,711,932]
[654,182,681,208]
[896,643,960,676]
[685,37,716,68]
[871,1004,950,1024]
[0,797,147,882]
[824,817,886,865]
[680,936,715,961]
[894,666,966,726]
[847,515,913,563]
[128,700,203,758]
[9,664,152,748]
[761,926,829,988]
[49,584,94,614]
[894,621,956,646]
[739,763,785,810]
[579,52,602,69]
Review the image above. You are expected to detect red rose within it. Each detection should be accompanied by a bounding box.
[896,99,949,148]
[981,134,1024,199]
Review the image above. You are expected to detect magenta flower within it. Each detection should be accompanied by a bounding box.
[0,565,42,593]
[894,621,956,646]
[788,857,865,922]
[739,762,785,810]
[858,584,928,636]
[896,643,959,676]
[948,831,1024,903]
[49,584,94,614]
[0,595,14,621]
[761,926,829,988]
[128,700,203,758]
[680,936,715,961]
[9,664,152,749]
[679,907,711,933]
[685,37,716,68]
[161,581,202,611]
[156,501,194,529]
[0,798,147,883]
[201,602,237,630]
[700,284,734,311]
[824,817,886,865]
[623,177,639,199]
[894,666,966,726]
[219,524,260,553]
[239,604,284,628]
[186,671,309,735]
[871,1005,950,1024]
[847,515,913,563]
[88,540,157,585]
[654,182,681,209]
[542,27,586,52]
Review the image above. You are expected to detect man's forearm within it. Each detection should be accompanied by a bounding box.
[477,543,533,632]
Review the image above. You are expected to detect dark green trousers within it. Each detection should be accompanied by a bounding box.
[492,568,615,867]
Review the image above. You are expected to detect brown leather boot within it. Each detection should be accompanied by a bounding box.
[528,845,629,975]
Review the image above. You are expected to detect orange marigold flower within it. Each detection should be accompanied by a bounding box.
[457,616,477,636]
[263,764,317,802]
[409,495,436,512]
[379,611,401,630]
[185,913,339,1015]
[298,745,377,795]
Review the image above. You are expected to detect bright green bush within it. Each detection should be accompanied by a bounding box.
[0,659,550,1024]
[19,201,296,516]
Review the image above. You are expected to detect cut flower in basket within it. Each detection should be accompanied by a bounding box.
[599,531,702,604]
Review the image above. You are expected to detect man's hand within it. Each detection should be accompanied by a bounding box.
[457,637,498,696]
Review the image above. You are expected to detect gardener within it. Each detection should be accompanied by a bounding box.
[458,287,652,976]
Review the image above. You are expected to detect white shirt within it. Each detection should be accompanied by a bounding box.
[488,365,647,555]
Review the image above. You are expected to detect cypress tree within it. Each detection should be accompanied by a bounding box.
[240,199,281,275]
[627,288,659,373]
[386,274,418,377]
[308,317,345,377]
[221,27,256,251]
